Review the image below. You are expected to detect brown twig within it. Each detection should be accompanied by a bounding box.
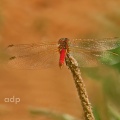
[65,54,95,120]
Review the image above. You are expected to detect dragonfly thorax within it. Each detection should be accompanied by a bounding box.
[58,38,70,52]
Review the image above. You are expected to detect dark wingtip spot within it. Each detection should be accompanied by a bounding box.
[8,44,14,47]
[9,56,16,60]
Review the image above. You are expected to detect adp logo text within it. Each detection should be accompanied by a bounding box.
[4,96,20,104]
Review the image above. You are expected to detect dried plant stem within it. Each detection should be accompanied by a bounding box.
[66,54,95,120]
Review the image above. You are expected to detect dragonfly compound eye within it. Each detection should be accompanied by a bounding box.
[58,38,69,44]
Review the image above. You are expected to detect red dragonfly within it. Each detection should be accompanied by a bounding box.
[7,37,120,69]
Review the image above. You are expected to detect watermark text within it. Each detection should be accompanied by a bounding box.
[4,96,20,104]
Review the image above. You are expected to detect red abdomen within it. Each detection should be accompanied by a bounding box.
[59,49,66,67]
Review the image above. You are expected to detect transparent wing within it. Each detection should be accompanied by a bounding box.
[70,48,120,67]
[70,49,99,67]
[7,43,58,56]
[6,43,60,69]
[70,37,120,51]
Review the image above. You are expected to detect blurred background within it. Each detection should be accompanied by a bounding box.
[0,0,120,120]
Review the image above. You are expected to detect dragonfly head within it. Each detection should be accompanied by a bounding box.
[58,38,70,49]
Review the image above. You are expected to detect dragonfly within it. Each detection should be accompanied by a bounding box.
[7,37,120,69]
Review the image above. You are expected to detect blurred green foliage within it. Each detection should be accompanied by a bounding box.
[108,104,120,120]
[93,106,101,120]
[29,107,79,120]
[100,48,120,66]
[81,46,120,119]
